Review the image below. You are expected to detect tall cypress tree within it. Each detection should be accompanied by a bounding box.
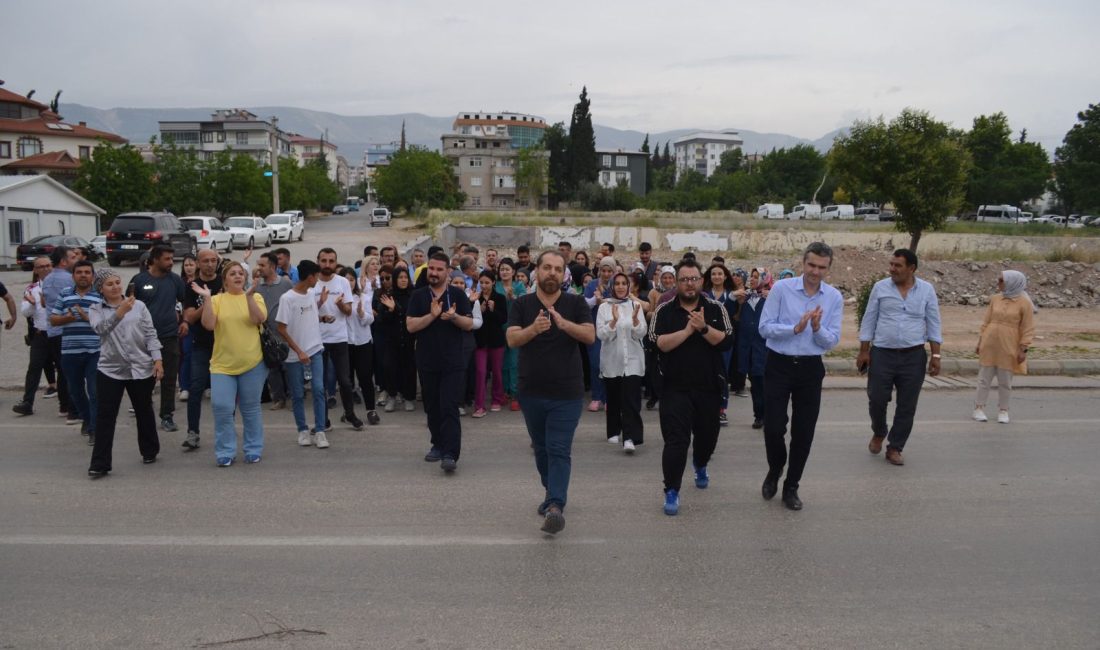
[568,86,597,192]
[641,134,652,193]
[662,142,672,166]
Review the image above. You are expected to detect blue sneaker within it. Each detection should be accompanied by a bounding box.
[216,457,234,467]
[694,464,709,489]
[244,454,261,464]
[664,489,679,516]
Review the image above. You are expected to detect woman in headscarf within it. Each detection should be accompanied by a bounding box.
[87,269,164,478]
[737,268,773,429]
[494,258,526,411]
[973,270,1036,424]
[596,272,647,452]
[375,267,417,412]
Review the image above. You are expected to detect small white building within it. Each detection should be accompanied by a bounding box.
[0,175,103,264]
[673,130,744,180]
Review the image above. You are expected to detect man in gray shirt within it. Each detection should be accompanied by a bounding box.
[253,252,293,409]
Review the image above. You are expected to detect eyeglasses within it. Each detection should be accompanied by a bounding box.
[677,276,701,283]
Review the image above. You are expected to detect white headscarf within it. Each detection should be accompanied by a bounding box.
[1001,270,1037,312]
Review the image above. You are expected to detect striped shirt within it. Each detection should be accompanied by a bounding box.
[51,288,103,354]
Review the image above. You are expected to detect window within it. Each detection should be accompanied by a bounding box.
[602,154,612,167]
[236,132,249,145]
[0,141,10,158]
[616,172,627,184]
[78,146,90,160]
[601,171,611,185]
[616,155,628,168]
[471,197,481,206]
[469,157,483,168]
[470,176,482,187]
[162,131,199,145]
[497,199,509,207]
[202,131,214,143]
[8,219,24,245]
[217,131,226,142]
[16,137,42,158]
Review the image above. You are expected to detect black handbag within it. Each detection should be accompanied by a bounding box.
[259,321,288,368]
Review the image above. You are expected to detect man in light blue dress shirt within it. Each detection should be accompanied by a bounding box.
[758,242,844,511]
[856,249,942,466]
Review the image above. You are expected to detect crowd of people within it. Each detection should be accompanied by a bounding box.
[4,237,1039,534]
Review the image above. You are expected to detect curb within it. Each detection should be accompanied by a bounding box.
[823,358,1100,377]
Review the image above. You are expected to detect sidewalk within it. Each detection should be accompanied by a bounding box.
[823,357,1100,378]
[824,373,1100,391]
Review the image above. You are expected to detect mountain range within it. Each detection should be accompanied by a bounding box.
[59,103,844,161]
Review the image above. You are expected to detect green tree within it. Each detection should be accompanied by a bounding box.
[640,134,652,193]
[567,86,597,193]
[373,146,465,212]
[1052,102,1100,213]
[203,150,270,216]
[152,138,205,214]
[755,144,826,203]
[515,145,548,209]
[541,123,569,208]
[965,113,1051,208]
[74,142,155,228]
[712,147,744,177]
[830,108,971,251]
[714,170,763,211]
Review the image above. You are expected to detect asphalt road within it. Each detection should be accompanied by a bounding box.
[1,387,1098,649]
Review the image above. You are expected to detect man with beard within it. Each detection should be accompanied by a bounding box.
[406,253,474,473]
[515,245,535,278]
[650,259,734,516]
[313,248,368,430]
[181,249,221,449]
[507,250,595,535]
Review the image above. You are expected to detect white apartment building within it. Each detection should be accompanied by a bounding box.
[673,130,744,180]
[158,109,291,166]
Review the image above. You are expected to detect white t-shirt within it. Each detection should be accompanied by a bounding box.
[276,289,325,363]
[346,293,375,346]
[311,274,352,344]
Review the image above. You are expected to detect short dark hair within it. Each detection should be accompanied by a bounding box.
[429,252,450,264]
[638,242,652,252]
[517,244,530,254]
[537,250,566,268]
[380,245,396,256]
[712,256,725,264]
[675,259,702,276]
[49,246,71,266]
[273,247,290,258]
[462,244,479,255]
[680,251,696,262]
[149,245,174,261]
[427,245,444,257]
[893,248,918,269]
[602,242,615,253]
[803,241,834,265]
[296,260,320,279]
[363,245,378,256]
[317,247,337,260]
[72,260,95,273]
[459,255,477,272]
[262,252,280,267]
[558,241,572,250]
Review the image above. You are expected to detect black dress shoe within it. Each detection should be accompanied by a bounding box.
[752,418,764,429]
[88,469,108,479]
[761,474,779,500]
[142,457,157,464]
[782,487,803,511]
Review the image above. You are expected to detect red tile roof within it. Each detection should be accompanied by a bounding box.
[0,115,127,143]
[2,150,81,171]
[0,87,49,110]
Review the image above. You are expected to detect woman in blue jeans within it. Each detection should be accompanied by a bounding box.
[192,261,268,466]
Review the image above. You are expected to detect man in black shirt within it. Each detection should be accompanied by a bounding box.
[406,252,474,473]
[506,250,595,535]
[650,259,734,516]
[128,245,186,432]
[181,249,222,450]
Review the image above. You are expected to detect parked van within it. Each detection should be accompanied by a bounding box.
[821,204,855,220]
[786,203,822,220]
[755,203,785,220]
[976,204,1023,223]
[854,206,881,221]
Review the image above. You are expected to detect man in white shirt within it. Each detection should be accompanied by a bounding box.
[277,260,330,447]
[312,248,365,430]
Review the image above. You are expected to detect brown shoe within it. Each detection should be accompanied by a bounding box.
[868,435,885,455]
[885,448,904,465]
[270,400,286,411]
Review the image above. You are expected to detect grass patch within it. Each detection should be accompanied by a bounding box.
[1072,333,1100,343]
[1044,245,1100,263]
[942,221,1095,237]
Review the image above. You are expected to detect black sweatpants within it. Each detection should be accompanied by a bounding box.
[349,342,377,409]
[90,373,159,472]
[383,343,417,401]
[48,335,70,413]
[420,367,464,460]
[158,335,179,419]
[604,375,644,444]
[22,331,53,406]
[659,387,721,491]
[763,352,825,490]
[323,341,359,420]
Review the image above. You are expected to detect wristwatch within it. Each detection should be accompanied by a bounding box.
[701,325,710,335]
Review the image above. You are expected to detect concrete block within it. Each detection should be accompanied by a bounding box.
[540,227,591,250]
[617,228,638,251]
[953,359,981,375]
[593,227,617,250]
[665,231,727,252]
[824,358,854,375]
[1055,359,1100,376]
[639,229,660,249]
[402,235,432,258]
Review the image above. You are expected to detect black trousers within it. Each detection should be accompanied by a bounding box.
[867,346,927,451]
[419,367,464,460]
[323,341,359,419]
[383,343,418,400]
[158,335,179,419]
[659,387,721,491]
[643,346,662,401]
[48,335,70,412]
[763,352,825,490]
[90,373,159,472]
[22,331,53,405]
[463,346,476,405]
[728,338,746,392]
[749,374,765,420]
[349,342,377,408]
[604,375,644,444]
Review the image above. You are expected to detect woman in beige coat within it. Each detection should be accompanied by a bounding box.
[973,270,1035,424]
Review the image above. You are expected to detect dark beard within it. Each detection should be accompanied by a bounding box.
[538,277,560,294]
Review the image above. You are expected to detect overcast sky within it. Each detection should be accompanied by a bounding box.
[4,0,1097,152]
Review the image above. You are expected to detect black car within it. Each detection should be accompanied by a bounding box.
[105,212,197,267]
[16,235,100,270]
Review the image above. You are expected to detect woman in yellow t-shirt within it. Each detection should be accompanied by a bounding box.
[192,261,268,466]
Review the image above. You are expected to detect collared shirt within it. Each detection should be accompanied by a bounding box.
[649,295,734,391]
[277,265,300,283]
[89,300,163,380]
[859,277,943,349]
[758,275,843,356]
[51,288,103,354]
[41,268,74,337]
[21,282,50,332]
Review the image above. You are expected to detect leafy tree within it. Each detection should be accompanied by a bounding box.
[152,138,205,214]
[1052,102,1100,213]
[651,164,676,192]
[576,180,636,211]
[755,144,826,203]
[662,142,671,167]
[567,86,597,193]
[830,108,971,251]
[515,145,549,209]
[542,123,569,208]
[714,171,763,211]
[202,150,270,216]
[373,146,465,212]
[641,134,653,193]
[74,142,155,228]
[712,148,744,177]
[965,113,1051,208]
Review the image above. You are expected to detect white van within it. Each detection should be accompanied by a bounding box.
[854,207,881,221]
[976,204,1023,223]
[755,203,785,220]
[822,204,855,220]
[786,203,822,220]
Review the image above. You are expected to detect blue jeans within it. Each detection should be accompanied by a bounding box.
[60,351,99,432]
[519,395,583,510]
[587,340,606,402]
[285,352,326,433]
[187,347,212,434]
[211,361,268,460]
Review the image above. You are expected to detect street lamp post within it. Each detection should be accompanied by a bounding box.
[270,116,281,214]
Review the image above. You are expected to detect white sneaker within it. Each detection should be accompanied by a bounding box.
[377,391,388,407]
[315,431,330,448]
[404,400,415,412]
[297,430,312,446]
[458,406,467,416]
[608,435,621,445]
[384,397,396,413]
[623,439,636,453]
[997,410,1010,424]
[178,390,189,401]
[973,408,988,422]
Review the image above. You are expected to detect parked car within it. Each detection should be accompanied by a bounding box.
[17,235,100,270]
[179,216,233,254]
[976,204,1025,223]
[333,204,350,215]
[854,207,881,221]
[370,207,392,227]
[265,213,304,242]
[786,203,821,220]
[821,204,855,220]
[1035,214,1064,224]
[754,203,784,220]
[106,212,197,267]
[224,216,274,249]
[90,235,107,258]
[1081,215,1100,227]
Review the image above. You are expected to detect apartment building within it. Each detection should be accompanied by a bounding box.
[597,150,648,197]
[158,109,291,165]
[288,134,340,183]
[673,130,744,180]
[442,112,548,210]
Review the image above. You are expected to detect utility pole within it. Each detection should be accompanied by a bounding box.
[270,115,281,214]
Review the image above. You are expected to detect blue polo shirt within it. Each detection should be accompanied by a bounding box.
[51,288,103,354]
